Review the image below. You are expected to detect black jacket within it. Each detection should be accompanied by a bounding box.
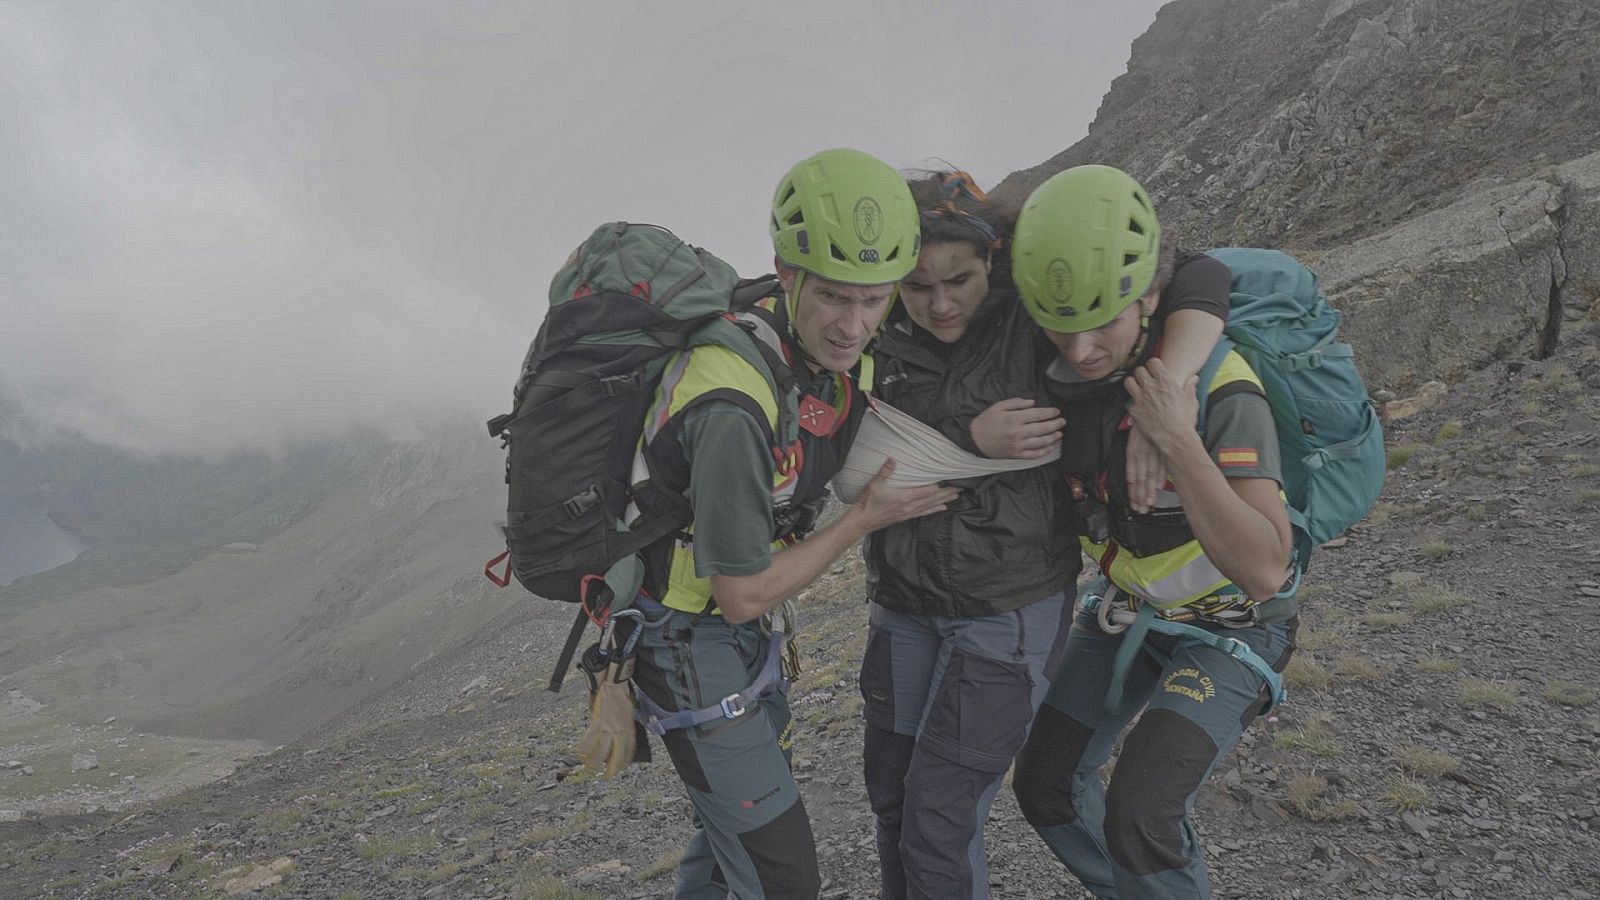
[863,289,1077,617]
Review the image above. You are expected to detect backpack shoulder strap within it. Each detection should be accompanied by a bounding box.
[1194,338,1235,429]
[731,275,782,312]
[727,305,803,447]
[647,343,783,445]
[855,352,876,393]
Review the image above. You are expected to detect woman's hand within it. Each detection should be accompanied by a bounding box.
[970,398,1064,460]
[1124,358,1201,462]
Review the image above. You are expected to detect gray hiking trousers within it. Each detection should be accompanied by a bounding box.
[858,593,1072,900]
[631,601,818,900]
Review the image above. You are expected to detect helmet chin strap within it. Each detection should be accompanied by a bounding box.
[781,270,815,362]
[1098,314,1153,385]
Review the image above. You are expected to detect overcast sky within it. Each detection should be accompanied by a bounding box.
[2,0,1169,457]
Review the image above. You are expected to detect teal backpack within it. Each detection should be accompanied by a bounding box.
[1198,248,1386,590]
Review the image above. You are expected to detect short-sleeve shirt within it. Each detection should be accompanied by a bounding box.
[1163,250,1232,321]
[1202,389,1282,484]
[678,401,776,578]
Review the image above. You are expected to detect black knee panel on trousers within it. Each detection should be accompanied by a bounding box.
[863,725,916,822]
[1012,703,1093,827]
[740,798,822,900]
[920,649,1034,773]
[1104,708,1218,876]
[859,626,897,731]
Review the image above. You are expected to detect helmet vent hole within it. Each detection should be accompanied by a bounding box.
[1127,218,1145,236]
[777,184,796,207]
[787,210,804,227]
[830,243,848,262]
[1123,253,1138,266]
[884,246,899,261]
[1088,297,1102,312]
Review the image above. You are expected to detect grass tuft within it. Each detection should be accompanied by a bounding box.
[519,812,592,847]
[635,845,686,882]
[1273,714,1341,757]
[1364,504,1394,528]
[1282,656,1331,692]
[1285,774,1363,821]
[1542,680,1597,707]
[1286,774,1328,815]
[1419,539,1453,560]
[1294,628,1346,652]
[355,834,440,861]
[1335,655,1383,680]
[514,872,605,900]
[1385,776,1431,811]
[1579,489,1600,503]
[1416,656,1462,674]
[1386,443,1420,469]
[1411,584,1473,614]
[1435,420,1463,442]
[1459,678,1518,710]
[1395,745,1460,778]
[1362,611,1413,630]
[260,807,307,832]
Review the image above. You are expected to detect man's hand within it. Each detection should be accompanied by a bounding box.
[1125,426,1169,514]
[970,398,1064,460]
[1124,358,1202,461]
[711,459,958,624]
[847,460,960,532]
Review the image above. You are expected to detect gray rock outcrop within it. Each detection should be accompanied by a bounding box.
[992,0,1600,388]
[1319,151,1600,390]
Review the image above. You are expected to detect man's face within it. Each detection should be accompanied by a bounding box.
[1043,291,1157,381]
[778,266,896,373]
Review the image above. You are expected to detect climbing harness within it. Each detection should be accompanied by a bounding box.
[632,630,792,736]
[1080,584,1288,717]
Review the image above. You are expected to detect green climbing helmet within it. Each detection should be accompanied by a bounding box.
[1011,164,1162,332]
[770,148,921,286]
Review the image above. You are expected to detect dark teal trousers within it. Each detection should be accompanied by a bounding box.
[1013,607,1296,900]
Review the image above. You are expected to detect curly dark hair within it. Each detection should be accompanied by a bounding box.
[904,170,1019,273]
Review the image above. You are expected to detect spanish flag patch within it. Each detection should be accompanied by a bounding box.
[1217,447,1259,468]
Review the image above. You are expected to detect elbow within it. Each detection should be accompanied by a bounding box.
[719,601,760,625]
[713,586,765,625]
[1239,558,1292,604]
[1239,578,1281,605]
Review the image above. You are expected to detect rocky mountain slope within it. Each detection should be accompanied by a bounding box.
[995,0,1599,251]
[2,319,1597,899]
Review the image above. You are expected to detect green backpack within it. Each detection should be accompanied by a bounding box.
[485,222,795,688]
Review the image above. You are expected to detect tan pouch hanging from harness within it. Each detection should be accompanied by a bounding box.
[760,597,802,680]
[574,556,651,779]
